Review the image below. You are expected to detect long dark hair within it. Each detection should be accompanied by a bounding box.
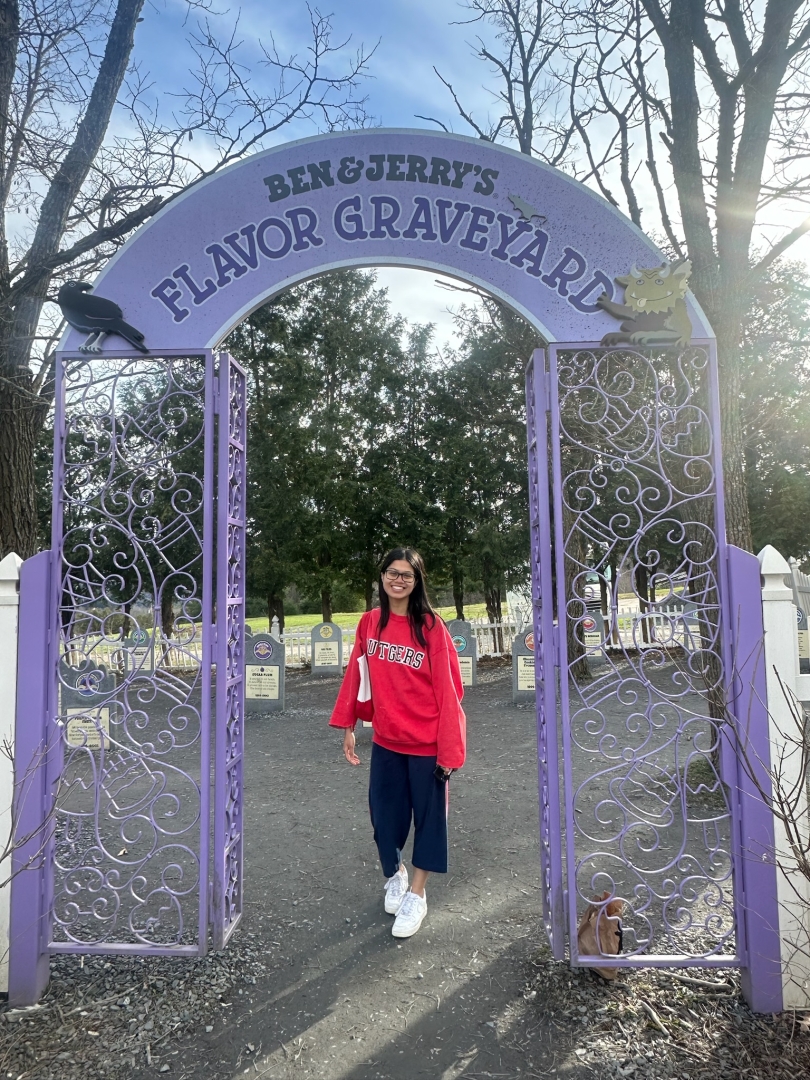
[377,547,437,649]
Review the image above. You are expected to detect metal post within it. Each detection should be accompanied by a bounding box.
[0,552,21,994]
[213,353,246,949]
[725,545,784,1012]
[525,350,565,957]
[8,552,52,1005]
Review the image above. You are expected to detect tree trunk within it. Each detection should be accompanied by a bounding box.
[321,588,333,623]
[636,562,650,646]
[715,327,753,551]
[364,575,373,612]
[0,376,45,559]
[484,585,503,653]
[452,566,464,621]
[267,593,285,634]
[160,584,174,640]
[607,557,620,645]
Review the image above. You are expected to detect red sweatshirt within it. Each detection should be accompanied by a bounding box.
[329,609,466,769]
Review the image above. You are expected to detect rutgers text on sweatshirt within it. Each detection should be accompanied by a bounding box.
[329,609,466,769]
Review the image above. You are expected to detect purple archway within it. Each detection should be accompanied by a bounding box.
[8,130,782,1012]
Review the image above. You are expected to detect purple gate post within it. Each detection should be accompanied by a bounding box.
[8,552,53,1005]
[525,350,566,958]
[724,545,783,1012]
[212,352,246,949]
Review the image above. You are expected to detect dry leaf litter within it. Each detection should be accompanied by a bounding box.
[0,936,267,1079]
[524,943,809,1079]
[0,941,807,1079]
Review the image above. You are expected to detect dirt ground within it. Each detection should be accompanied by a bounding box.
[2,663,807,1080]
[165,662,574,1080]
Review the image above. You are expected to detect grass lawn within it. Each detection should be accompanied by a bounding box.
[246,602,492,634]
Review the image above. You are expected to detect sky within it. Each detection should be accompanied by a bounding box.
[134,0,501,350]
[127,0,809,350]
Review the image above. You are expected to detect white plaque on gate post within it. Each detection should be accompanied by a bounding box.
[310,622,343,676]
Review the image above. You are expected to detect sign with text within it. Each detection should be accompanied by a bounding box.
[447,619,476,688]
[123,628,155,674]
[581,612,606,649]
[59,659,116,749]
[310,622,343,677]
[66,707,111,751]
[245,631,285,713]
[512,629,537,703]
[61,131,712,357]
[246,667,279,700]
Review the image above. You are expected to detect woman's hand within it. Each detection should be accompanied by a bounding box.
[343,728,360,765]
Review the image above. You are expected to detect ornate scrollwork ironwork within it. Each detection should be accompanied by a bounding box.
[53,355,209,947]
[214,356,246,946]
[554,346,736,961]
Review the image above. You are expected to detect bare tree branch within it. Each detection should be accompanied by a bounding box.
[751,213,810,280]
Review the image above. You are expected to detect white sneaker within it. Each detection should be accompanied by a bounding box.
[392,890,427,938]
[384,865,409,914]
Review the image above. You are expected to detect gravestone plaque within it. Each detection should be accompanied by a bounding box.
[123,627,155,673]
[512,629,537,704]
[310,622,343,676]
[447,619,477,688]
[245,630,285,713]
[59,658,115,750]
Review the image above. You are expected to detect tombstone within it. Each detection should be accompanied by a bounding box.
[59,658,115,750]
[310,621,343,677]
[122,627,155,674]
[580,611,606,651]
[447,619,477,688]
[244,629,285,713]
[512,629,536,704]
[582,577,607,652]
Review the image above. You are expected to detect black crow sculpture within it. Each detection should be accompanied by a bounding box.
[57,281,149,354]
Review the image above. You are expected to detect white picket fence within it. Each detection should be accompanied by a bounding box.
[62,599,703,674]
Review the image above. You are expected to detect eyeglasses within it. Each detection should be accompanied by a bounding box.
[384,569,416,584]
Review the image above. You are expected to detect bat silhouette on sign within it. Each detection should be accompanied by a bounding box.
[58,281,148,354]
[508,193,546,224]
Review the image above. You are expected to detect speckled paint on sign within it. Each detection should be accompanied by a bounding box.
[61,129,713,352]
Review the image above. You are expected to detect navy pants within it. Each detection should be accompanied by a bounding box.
[368,742,449,878]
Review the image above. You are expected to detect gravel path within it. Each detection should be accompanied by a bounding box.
[0,662,806,1080]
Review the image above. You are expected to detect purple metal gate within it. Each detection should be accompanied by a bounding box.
[10,349,243,983]
[528,343,745,970]
[213,353,246,949]
[525,352,565,958]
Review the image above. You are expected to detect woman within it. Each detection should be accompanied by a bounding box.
[330,547,466,938]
